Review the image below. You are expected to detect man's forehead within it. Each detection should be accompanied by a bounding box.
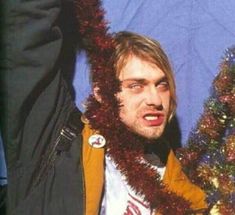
[118,68,166,83]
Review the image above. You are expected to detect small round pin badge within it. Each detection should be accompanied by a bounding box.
[88,134,106,148]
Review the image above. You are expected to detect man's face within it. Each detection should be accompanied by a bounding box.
[117,55,171,139]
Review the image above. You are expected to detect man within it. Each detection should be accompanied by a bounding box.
[82,32,207,214]
[3,0,207,214]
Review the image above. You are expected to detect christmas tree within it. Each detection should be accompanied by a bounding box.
[177,46,235,214]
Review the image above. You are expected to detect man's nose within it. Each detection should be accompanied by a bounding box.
[145,86,162,108]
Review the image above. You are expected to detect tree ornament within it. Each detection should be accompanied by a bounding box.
[224,135,235,162]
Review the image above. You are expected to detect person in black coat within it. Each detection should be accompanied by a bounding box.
[2,0,85,214]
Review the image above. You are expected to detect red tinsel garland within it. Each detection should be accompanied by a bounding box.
[74,0,197,214]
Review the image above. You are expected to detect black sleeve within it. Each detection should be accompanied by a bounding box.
[2,0,84,214]
[3,0,67,166]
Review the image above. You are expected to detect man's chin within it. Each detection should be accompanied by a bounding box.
[134,129,163,140]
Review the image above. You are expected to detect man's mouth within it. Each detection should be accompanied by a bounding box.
[143,113,164,126]
[144,115,159,120]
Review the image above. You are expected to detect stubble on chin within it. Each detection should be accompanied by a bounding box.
[125,121,166,140]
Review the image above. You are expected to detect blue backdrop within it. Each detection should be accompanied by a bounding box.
[1,0,235,184]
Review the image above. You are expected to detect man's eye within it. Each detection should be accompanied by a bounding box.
[129,83,143,89]
[157,81,169,90]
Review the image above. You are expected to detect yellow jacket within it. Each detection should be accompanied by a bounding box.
[82,123,207,215]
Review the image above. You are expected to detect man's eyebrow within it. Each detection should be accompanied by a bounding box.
[121,76,168,84]
[121,79,146,84]
[157,76,168,82]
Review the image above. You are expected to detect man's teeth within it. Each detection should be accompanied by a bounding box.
[144,115,158,120]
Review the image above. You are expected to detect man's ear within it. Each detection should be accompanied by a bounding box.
[93,86,102,103]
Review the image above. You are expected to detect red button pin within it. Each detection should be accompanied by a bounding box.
[88,134,106,148]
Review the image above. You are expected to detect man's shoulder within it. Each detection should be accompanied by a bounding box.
[163,150,208,211]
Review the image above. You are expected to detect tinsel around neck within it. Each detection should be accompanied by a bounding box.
[74,0,196,213]
[84,95,192,214]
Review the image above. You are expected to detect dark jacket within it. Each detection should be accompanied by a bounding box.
[3,0,85,214]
